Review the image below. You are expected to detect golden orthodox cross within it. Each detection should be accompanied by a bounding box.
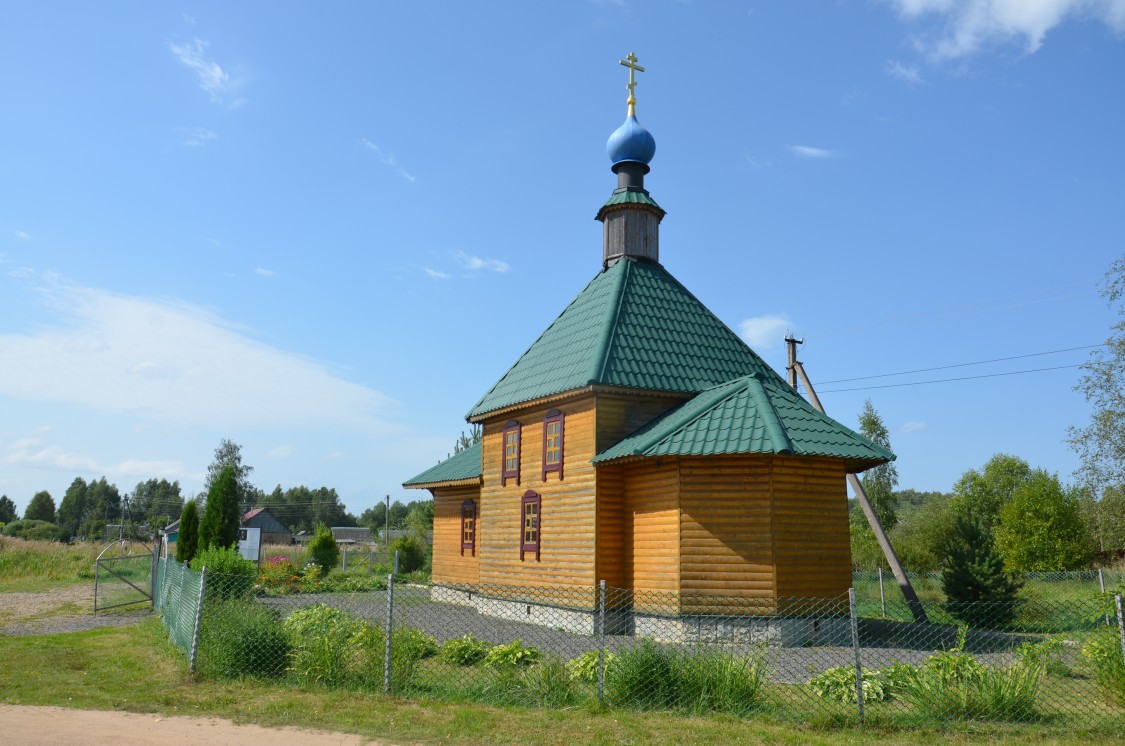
[619,52,645,115]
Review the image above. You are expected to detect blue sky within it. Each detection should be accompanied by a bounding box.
[2,1,1123,518]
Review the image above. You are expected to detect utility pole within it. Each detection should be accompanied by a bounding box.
[785,334,801,390]
[385,494,391,551]
[785,337,929,624]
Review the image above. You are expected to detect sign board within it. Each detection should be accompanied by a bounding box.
[238,527,261,562]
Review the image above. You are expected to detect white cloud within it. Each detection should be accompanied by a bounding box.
[2,439,188,480]
[453,251,510,274]
[360,138,416,182]
[886,59,925,85]
[744,154,772,169]
[738,313,794,350]
[886,0,1125,59]
[15,230,30,239]
[254,267,276,277]
[268,445,294,459]
[180,127,218,147]
[789,145,837,159]
[325,451,345,461]
[0,278,396,430]
[424,268,451,280]
[169,38,237,103]
[900,421,927,433]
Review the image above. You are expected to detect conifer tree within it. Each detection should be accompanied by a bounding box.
[176,499,200,564]
[942,513,1023,628]
[199,465,240,550]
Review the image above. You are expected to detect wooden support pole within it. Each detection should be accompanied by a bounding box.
[792,359,929,624]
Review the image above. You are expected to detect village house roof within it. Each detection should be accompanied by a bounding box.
[592,372,894,472]
[402,440,483,488]
[466,257,779,421]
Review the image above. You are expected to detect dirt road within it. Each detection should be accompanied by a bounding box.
[0,705,376,745]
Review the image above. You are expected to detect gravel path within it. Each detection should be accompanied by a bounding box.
[0,585,149,637]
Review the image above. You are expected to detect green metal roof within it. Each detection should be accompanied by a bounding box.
[593,373,894,473]
[600,190,663,210]
[403,441,482,488]
[467,258,781,419]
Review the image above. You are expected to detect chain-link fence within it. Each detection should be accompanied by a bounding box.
[155,564,1125,727]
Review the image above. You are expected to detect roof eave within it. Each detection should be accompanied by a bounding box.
[403,477,483,490]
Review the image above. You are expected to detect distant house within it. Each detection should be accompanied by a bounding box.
[161,518,180,543]
[242,508,293,547]
[331,526,373,545]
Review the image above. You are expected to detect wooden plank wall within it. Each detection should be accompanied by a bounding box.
[478,396,597,589]
[679,456,776,613]
[594,464,626,590]
[622,460,681,613]
[770,456,852,600]
[595,391,685,451]
[431,485,481,585]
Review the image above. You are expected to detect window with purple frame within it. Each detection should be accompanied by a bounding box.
[520,491,541,561]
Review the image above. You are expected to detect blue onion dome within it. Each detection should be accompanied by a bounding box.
[607,114,656,166]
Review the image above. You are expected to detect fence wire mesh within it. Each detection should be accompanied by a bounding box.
[156,564,1125,728]
[154,557,204,657]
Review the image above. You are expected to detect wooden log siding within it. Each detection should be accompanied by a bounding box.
[622,460,682,615]
[479,397,598,591]
[432,485,481,585]
[769,456,852,602]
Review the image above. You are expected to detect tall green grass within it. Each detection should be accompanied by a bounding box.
[0,536,103,591]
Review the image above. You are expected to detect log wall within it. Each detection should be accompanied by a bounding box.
[431,484,481,585]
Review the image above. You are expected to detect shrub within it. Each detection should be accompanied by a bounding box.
[191,545,257,600]
[1016,637,1070,677]
[896,629,1043,721]
[808,666,889,704]
[1082,628,1125,705]
[520,657,581,707]
[307,525,339,572]
[197,599,289,679]
[257,556,300,595]
[440,634,493,666]
[284,604,383,688]
[606,641,770,716]
[483,639,542,669]
[1,519,63,542]
[175,500,200,565]
[567,649,617,683]
[942,514,1023,628]
[394,626,438,661]
[390,535,427,574]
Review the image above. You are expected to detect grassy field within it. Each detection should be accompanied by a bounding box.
[2,619,1124,745]
[0,536,106,592]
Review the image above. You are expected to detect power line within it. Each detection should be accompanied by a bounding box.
[816,363,1083,394]
[816,344,1103,385]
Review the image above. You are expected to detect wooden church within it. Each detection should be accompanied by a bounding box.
[405,56,892,616]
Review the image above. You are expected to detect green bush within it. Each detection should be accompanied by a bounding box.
[390,535,428,574]
[191,545,257,601]
[519,657,581,707]
[307,525,339,572]
[284,604,383,688]
[567,649,616,683]
[483,639,542,669]
[606,641,770,716]
[2,519,63,542]
[394,626,438,661]
[808,666,889,704]
[198,599,289,679]
[1082,628,1125,705]
[896,630,1043,721]
[1016,637,1070,677]
[439,634,493,666]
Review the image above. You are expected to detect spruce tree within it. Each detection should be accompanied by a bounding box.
[175,499,200,564]
[198,465,241,550]
[942,513,1023,628]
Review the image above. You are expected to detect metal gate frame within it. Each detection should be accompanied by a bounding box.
[94,540,158,615]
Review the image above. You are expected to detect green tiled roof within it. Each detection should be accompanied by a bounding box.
[403,441,482,487]
[467,258,781,419]
[600,190,663,210]
[593,373,894,473]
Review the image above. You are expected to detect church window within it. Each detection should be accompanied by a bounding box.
[542,409,564,480]
[460,499,476,556]
[520,491,541,561]
[502,420,521,486]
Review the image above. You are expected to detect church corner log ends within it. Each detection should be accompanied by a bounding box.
[403,55,893,615]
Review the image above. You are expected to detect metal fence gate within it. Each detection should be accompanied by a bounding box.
[94,540,158,614]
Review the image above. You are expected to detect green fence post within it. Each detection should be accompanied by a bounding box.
[597,580,606,708]
[1116,595,1125,669]
[188,567,208,675]
[849,588,865,725]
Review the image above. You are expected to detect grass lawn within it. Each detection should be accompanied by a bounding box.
[2,619,1124,745]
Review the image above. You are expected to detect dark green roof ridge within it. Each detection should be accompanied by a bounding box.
[601,190,663,210]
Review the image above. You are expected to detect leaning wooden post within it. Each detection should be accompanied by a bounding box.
[849,588,865,725]
[384,573,395,695]
[792,360,928,624]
